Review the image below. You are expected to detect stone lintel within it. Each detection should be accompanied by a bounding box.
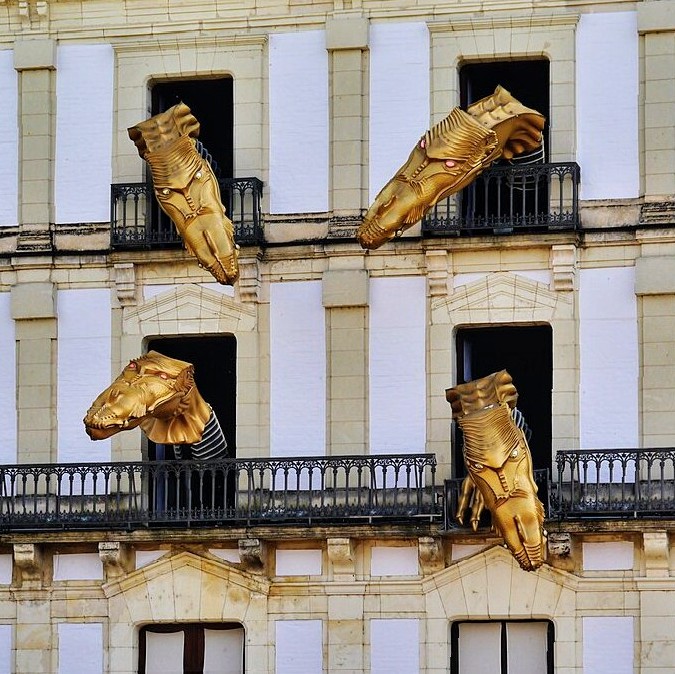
[14,38,56,71]
[635,256,675,295]
[323,269,368,307]
[643,531,670,578]
[327,537,355,575]
[239,538,266,572]
[326,14,369,51]
[11,282,56,320]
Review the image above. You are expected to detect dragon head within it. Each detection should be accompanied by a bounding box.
[83,351,210,445]
[446,370,547,571]
[128,103,239,285]
[356,86,545,250]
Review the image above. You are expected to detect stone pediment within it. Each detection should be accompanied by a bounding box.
[432,272,569,324]
[123,284,256,336]
[103,550,269,599]
[422,544,579,619]
[103,550,269,624]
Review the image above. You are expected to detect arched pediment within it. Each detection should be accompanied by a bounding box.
[123,284,257,337]
[103,550,269,624]
[422,545,578,619]
[432,272,571,325]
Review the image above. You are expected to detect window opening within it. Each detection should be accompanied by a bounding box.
[450,620,554,674]
[454,325,552,477]
[139,623,244,674]
[148,78,234,242]
[146,336,237,516]
[459,60,550,227]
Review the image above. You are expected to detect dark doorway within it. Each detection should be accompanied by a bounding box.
[151,78,234,179]
[459,60,550,228]
[146,335,237,518]
[454,325,552,475]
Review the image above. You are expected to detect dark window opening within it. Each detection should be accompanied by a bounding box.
[459,60,550,226]
[146,336,237,515]
[139,623,244,674]
[454,325,552,477]
[450,620,554,674]
[149,78,234,242]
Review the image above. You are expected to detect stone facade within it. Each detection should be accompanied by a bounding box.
[0,0,674,672]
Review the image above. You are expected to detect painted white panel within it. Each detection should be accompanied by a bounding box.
[370,546,418,576]
[369,23,429,203]
[583,617,633,674]
[275,620,323,674]
[269,31,328,213]
[506,622,549,674]
[0,624,10,674]
[145,631,184,674]
[369,277,426,454]
[0,51,18,227]
[451,544,489,561]
[576,13,638,199]
[57,289,112,465]
[515,269,550,285]
[453,272,487,289]
[582,541,634,570]
[53,553,103,581]
[209,548,240,564]
[58,623,103,674]
[270,281,326,456]
[0,293,16,464]
[276,549,323,576]
[457,622,501,674]
[135,550,166,569]
[0,555,12,584]
[371,619,419,674]
[204,628,244,674]
[55,45,114,223]
[579,268,638,453]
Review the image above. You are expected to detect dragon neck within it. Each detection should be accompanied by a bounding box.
[139,385,211,445]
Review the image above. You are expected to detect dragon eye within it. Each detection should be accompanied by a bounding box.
[511,449,519,458]
[128,362,137,370]
[419,139,426,149]
[161,188,170,195]
[473,462,483,470]
[159,372,168,380]
[195,171,202,180]
[445,160,456,168]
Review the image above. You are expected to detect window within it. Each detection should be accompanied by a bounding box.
[148,78,234,242]
[454,325,552,476]
[139,623,244,674]
[459,60,550,228]
[450,620,554,674]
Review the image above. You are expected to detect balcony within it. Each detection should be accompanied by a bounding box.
[422,162,580,236]
[0,454,438,532]
[3,448,674,534]
[551,448,675,519]
[110,177,264,249]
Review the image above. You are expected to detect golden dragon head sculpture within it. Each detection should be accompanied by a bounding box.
[357,86,545,249]
[446,370,547,571]
[128,103,239,285]
[83,351,211,445]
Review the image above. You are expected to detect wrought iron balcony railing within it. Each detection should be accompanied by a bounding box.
[552,448,675,519]
[442,469,550,531]
[110,177,264,249]
[422,162,580,236]
[0,454,439,532]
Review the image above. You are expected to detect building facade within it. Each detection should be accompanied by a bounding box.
[0,0,674,671]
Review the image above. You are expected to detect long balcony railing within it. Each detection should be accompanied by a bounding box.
[0,454,439,532]
[551,448,675,519]
[110,177,264,249]
[422,162,580,236]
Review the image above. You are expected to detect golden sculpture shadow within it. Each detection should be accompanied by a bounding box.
[446,370,547,571]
